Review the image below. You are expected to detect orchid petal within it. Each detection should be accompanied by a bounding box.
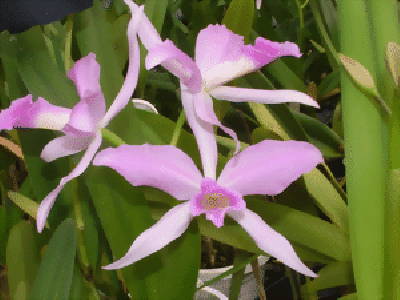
[193,91,240,155]
[0,95,71,131]
[66,53,106,132]
[146,40,202,93]
[102,202,192,270]
[40,134,94,162]
[132,98,158,114]
[217,140,323,196]
[228,209,317,277]
[196,25,258,89]
[37,132,102,233]
[124,0,162,50]
[210,86,320,108]
[99,6,144,129]
[180,84,217,180]
[93,144,202,200]
[256,0,262,9]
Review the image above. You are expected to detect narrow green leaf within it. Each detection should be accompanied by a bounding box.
[303,169,349,232]
[0,206,6,264]
[229,249,252,300]
[245,197,351,261]
[291,110,344,158]
[301,261,354,294]
[6,221,41,300]
[222,0,254,43]
[29,218,77,299]
[7,191,50,229]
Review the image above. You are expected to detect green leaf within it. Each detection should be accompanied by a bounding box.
[161,221,201,298]
[229,249,253,300]
[301,261,354,294]
[0,31,28,101]
[16,26,80,108]
[303,169,349,232]
[29,218,77,299]
[222,0,254,43]
[317,70,341,99]
[291,110,345,158]
[6,221,41,300]
[18,129,73,230]
[109,14,131,73]
[74,0,124,108]
[0,206,6,264]
[7,191,50,229]
[84,165,164,299]
[245,197,351,261]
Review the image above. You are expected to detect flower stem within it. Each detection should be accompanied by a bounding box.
[170,109,186,147]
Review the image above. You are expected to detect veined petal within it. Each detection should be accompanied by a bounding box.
[102,202,192,270]
[93,144,202,200]
[37,133,102,233]
[180,84,217,180]
[228,209,317,277]
[146,40,202,93]
[40,134,94,162]
[210,86,320,108]
[124,0,162,50]
[193,91,240,155]
[0,95,71,131]
[99,6,143,129]
[132,98,158,114]
[217,140,323,196]
[67,53,106,132]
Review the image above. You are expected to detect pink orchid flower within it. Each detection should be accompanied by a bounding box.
[125,0,318,179]
[93,139,323,277]
[0,6,149,233]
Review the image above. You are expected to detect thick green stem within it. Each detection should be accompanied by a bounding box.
[338,0,389,298]
[365,1,400,298]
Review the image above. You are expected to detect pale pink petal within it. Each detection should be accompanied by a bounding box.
[228,209,317,277]
[180,84,217,180]
[37,133,102,233]
[102,202,192,270]
[93,144,202,200]
[195,25,302,89]
[0,95,71,131]
[217,140,323,196]
[124,0,162,50]
[256,0,262,9]
[67,53,106,132]
[193,91,240,154]
[146,40,202,93]
[40,134,94,162]
[132,98,158,114]
[210,86,320,108]
[99,6,144,129]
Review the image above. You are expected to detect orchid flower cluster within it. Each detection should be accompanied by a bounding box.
[0,0,324,279]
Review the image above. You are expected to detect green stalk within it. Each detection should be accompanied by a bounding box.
[101,128,126,147]
[170,109,186,147]
[338,0,388,298]
[365,1,400,298]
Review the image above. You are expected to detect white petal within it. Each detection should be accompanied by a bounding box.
[228,209,317,277]
[102,202,192,270]
[132,98,158,114]
[180,84,217,180]
[210,86,320,108]
[37,133,102,233]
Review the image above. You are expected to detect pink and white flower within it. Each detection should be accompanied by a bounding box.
[124,0,318,179]
[93,139,323,277]
[0,6,149,233]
